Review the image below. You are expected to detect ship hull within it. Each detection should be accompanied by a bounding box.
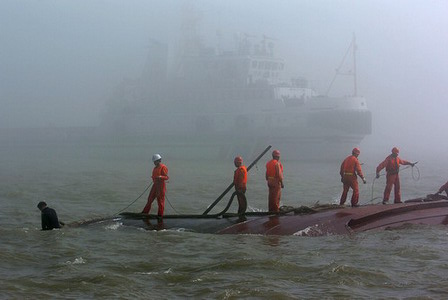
[116,196,448,236]
[99,96,371,161]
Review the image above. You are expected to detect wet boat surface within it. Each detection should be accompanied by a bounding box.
[117,195,448,236]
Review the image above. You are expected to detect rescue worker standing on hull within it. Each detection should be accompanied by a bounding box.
[265,149,284,212]
[376,147,415,204]
[142,154,169,217]
[339,148,366,207]
[233,156,248,218]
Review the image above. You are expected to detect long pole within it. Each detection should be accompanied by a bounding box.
[202,145,272,215]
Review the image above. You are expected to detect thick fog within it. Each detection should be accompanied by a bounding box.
[1,0,447,157]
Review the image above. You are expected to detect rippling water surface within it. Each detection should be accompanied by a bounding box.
[1,141,448,299]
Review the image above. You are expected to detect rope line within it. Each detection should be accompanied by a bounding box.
[113,182,153,215]
[165,194,181,215]
[367,164,420,204]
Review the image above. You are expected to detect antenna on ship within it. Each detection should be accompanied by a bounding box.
[325,33,358,97]
[353,33,358,97]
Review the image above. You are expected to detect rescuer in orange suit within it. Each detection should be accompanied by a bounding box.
[436,181,448,196]
[339,147,367,207]
[233,156,248,217]
[142,154,169,217]
[376,147,415,204]
[265,149,284,212]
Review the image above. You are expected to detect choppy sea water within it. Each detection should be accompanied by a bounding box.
[1,141,448,299]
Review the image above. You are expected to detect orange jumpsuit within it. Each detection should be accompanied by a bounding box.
[339,154,364,206]
[438,181,448,196]
[376,155,411,203]
[233,165,248,215]
[142,163,169,216]
[266,159,283,212]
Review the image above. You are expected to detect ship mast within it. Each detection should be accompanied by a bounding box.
[353,33,357,97]
[325,34,358,97]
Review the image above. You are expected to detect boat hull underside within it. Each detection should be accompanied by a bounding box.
[117,199,448,236]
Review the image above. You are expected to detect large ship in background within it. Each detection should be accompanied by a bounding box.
[100,16,371,161]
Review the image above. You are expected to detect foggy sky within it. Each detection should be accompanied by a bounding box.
[1,0,447,155]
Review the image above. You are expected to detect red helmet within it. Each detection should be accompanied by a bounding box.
[391,147,399,154]
[352,147,360,155]
[272,149,281,157]
[234,156,243,164]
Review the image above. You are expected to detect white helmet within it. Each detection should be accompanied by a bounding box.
[152,154,162,162]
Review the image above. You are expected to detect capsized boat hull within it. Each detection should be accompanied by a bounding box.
[118,212,260,233]
[219,199,448,236]
[119,196,448,236]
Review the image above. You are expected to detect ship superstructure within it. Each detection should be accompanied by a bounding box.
[100,21,371,160]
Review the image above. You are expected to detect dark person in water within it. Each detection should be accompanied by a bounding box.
[37,201,63,230]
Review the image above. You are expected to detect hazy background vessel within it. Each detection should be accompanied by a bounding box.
[99,14,371,161]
